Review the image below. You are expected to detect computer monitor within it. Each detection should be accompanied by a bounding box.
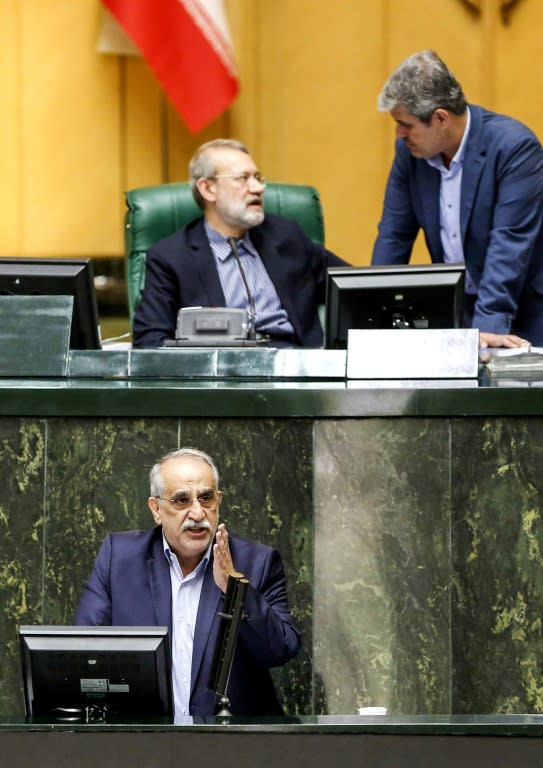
[0,257,101,349]
[324,263,466,349]
[19,625,173,719]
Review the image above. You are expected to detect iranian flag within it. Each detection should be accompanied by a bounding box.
[102,0,239,132]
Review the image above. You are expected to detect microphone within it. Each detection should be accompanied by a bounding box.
[227,237,256,340]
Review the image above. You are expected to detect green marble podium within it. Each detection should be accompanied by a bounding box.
[0,347,542,719]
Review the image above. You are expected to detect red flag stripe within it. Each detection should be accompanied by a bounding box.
[103,0,239,132]
[181,0,237,77]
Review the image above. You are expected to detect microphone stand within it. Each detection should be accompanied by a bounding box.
[208,572,249,718]
[227,237,257,340]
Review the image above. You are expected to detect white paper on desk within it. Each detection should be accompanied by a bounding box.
[487,346,543,357]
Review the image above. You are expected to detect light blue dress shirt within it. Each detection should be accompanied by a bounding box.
[163,535,211,717]
[204,221,295,337]
[426,106,475,293]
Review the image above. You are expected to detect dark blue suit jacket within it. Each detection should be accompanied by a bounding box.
[372,104,543,344]
[74,527,301,716]
[133,214,347,348]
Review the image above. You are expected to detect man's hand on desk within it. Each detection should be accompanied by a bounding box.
[479,331,531,349]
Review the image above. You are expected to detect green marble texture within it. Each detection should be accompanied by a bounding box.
[1,408,543,718]
[0,417,313,716]
[313,416,543,716]
[451,417,543,714]
[313,419,451,715]
[0,420,45,713]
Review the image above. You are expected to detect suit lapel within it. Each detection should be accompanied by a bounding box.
[417,164,443,261]
[250,226,302,338]
[146,530,173,635]
[460,107,485,246]
[187,220,226,306]
[191,560,221,694]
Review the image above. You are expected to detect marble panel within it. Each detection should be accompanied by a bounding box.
[2,409,543,719]
[0,417,312,717]
[313,419,452,715]
[176,419,314,715]
[42,417,180,624]
[451,417,543,714]
[0,419,46,713]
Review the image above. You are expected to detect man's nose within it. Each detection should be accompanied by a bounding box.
[396,124,407,139]
[247,175,265,192]
[187,499,206,518]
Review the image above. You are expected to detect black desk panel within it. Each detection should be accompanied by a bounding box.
[2,717,543,768]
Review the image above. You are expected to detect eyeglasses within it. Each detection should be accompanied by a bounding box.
[208,172,267,187]
[155,491,219,511]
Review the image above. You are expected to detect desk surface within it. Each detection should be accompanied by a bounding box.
[0,349,543,418]
[0,713,542,734]
[4,716,543,768]
[0,347,541,418]
[0,376,542,418]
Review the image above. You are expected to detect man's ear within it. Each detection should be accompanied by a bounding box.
[196,177,216,204]
[434,108,449,125]
[148,496,161,525]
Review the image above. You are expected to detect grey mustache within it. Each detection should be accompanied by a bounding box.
[182,520,212,531]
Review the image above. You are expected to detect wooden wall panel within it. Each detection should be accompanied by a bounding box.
[0,0,21,253]
[20,0,121,256]
[227,0,261,154]
[123,59,163,192]
[163,104,230,186]
[495,0,543,136]
[249,1,387,262]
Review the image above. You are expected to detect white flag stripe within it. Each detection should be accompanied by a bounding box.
[179,0,237,75]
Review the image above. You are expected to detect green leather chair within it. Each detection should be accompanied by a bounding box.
[124,181,325,319]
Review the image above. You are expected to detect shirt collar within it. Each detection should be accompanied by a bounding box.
[204,220,258,262]
[162,531,212,576]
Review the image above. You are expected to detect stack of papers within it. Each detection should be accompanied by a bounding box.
[483,346,543,378]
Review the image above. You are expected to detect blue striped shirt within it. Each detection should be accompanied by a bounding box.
[205,221,294,337]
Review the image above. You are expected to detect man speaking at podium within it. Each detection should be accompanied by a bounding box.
[75,447,301,718]
[133,139,347,348]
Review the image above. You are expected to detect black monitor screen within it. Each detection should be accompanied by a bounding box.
[19,625,173,719]
[324,263,466,349]
[0,257,101,349]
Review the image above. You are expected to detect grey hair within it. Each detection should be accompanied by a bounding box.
[378,50,467,123]
[149,447,220,497]
[189,138,250,209]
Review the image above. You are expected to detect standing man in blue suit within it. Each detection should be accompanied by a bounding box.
[372,49,543,348]
[75,447,301,718]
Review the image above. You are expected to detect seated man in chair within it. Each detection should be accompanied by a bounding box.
[132,139,348,348]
